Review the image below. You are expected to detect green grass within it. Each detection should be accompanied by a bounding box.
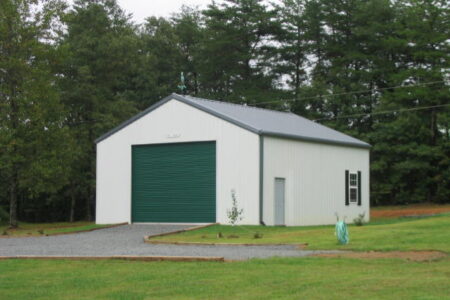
[1,209,449,299]
[0,222,110,237]
[0,257,449,299]
[152,214,450,252]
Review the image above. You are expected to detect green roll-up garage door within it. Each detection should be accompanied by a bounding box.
[132,141,216,223]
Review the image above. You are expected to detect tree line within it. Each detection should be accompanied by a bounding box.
[1,0,449,227]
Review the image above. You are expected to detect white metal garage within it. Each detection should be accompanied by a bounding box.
[95,93,370,226]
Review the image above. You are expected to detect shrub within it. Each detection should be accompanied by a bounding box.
[227,189,244,225]
[253,232,263,239]
[353,212,366,226]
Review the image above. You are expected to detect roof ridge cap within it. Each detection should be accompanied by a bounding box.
[181,94,294,116]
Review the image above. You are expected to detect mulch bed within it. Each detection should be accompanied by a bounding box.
[313,250,448,262]
[371,205,450,219]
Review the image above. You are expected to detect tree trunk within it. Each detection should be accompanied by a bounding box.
[86,126,94,221]
[86,180,92,221]
[88,185,94,222]
[193,72,198,95]
[69,183,76,222]
[9,69,19,229]
[9,171,18,228]
[428,107,438,203]
[430,107,437,146]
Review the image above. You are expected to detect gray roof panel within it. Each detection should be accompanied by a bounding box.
[95,93,370,148]
[181,95,370,148]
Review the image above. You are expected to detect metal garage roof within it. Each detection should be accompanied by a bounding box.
[95,93,371,148]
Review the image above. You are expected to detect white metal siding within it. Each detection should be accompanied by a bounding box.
[96,99,260,225]
[263,136,370,226]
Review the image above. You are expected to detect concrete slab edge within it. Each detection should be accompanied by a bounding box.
[145,240,309,249]
[143,224,311,248]
[143,223,218,242]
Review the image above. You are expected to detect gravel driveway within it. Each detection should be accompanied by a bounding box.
[0,224,340,260]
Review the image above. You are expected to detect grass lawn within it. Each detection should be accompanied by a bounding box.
[151,214,450,252]
[1,257,449,300]
[0,222,111,237]
[1,207,450,299]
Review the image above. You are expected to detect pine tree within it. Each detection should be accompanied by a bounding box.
[370,0,450,204]
[0,0,73,227]
[272,0,308,99]
[138,16,182,104]
[172,6,204,96]
[58,0,139,220]
[200,0,279,103]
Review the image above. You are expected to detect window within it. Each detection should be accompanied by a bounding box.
[349,172,358,203]
[350,187,358,203]
[349,173,357,186]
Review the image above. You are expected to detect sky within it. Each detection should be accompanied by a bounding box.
[117,0,214,24]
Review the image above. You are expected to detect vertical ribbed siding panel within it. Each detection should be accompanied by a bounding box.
[132,142,216,223]
[263,136,370,226]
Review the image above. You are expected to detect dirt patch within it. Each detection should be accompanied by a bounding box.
[0,223,127,238]
[314,251,448,262]
[371,204,450,219]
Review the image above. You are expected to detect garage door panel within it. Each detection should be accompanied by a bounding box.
[132,142,216,223]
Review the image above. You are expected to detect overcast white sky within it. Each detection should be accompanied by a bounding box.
[117,0,214,24]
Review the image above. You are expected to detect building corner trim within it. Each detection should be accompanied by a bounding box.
[259,136,265,225]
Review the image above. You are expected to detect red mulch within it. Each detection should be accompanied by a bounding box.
[314,251,447,262]
[371,204,450,219]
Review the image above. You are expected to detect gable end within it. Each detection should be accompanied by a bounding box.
[95,94,261,144]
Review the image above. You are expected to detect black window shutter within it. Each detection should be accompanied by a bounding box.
[345,170,349,206]
[357,171,362,206]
